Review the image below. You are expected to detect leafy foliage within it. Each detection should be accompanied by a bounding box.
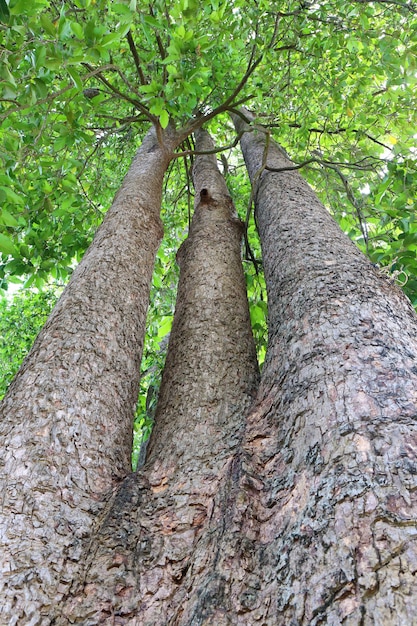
[0,288,59,399]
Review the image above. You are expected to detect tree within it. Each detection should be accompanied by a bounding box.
[231,112,417,624]
[1,1,417,623]
[0,287,58,397]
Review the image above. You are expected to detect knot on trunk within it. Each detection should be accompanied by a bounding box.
[200,188,212,204]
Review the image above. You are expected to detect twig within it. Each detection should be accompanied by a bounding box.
[182,94,255,138]
[81,62,156,124]
[264,157,383,173]
[126,31,147,85]
[351,0,416,11]
[267,121,394,152]
[245,131,270,232]
[78,177,102,216]
[173,131,245,159]
[324,162,370,255]
[149,3,168,84]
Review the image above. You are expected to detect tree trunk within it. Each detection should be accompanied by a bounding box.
[4,113,417,626]
[227,112,417,623]
[58,129,259,623]
[0,126,180,625]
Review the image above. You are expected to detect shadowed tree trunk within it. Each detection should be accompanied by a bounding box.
[220,112,417,624]
[0,125,181,624]
[59,128,259,623]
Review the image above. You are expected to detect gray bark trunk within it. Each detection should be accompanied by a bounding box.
[0,126,179,625]
[4,111,417,626]
[58,129,259,623]
[226,111,417,624]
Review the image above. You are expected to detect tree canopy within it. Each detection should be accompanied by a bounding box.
[1,0,417,426]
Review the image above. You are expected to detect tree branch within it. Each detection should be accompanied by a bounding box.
[126,31,147,85]
[266,121,395,152]
[149,3,168,84]
[172,131,246,159]
[323,161,370,255]
[264,156,385,173]
[81,63,157,124]
[351,0,416,11]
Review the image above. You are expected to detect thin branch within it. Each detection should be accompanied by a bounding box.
[351,0,416,11]
[172,131,245,159]
[241,131,271,269]
[0,85,72,120]
[151,17,166,57]
[78,177,102,216]
[267,121,394,152]
[126,31,147,85]
[212,56,263,116]
[77,131,115,178]
[81,62,157,124]
[361,131,392,151]
[87,113,146,124]
[264,156,383,173]
[261,150,374,254]
[1,63,136,121]
[268,11,281,49]
[148,2,168,84]
[183,152,193,230]
[182,93,256,138]
[228,106,259,126]
[327,163,370,256]
[178,12,284,139]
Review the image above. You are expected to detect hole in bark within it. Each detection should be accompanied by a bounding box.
[200,188,211,203]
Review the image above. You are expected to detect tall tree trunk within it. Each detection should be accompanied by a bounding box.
[227,112,417,623]
[0,126,180,624]
[59,128,259,623]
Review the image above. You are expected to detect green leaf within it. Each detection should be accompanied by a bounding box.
[0,0,10,23]
[67,66,83,90]
[157,316,173,338]
[40,13,56,35]
[70,21,84,39]
[149,97,165,116]
[0,210,19,228]
[101,32,122,48]
[159,109,169,129]
[0,233,17,256]
[112,3,133,17]
[0,187,24,206]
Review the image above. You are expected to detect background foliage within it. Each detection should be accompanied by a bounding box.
[1,0,416,466]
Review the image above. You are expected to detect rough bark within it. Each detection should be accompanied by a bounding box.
[58,128,259,623]
[220,112,417,624]
[4,112,417,626]
[0,126,179,625]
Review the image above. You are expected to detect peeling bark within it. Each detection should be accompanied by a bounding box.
[58,129,259,623]
[0,126,179,625]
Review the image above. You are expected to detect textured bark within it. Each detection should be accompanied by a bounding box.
[217,113,417,624]
[4,112,417,626]
[58,128,259,623]
[0,126,179,625]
